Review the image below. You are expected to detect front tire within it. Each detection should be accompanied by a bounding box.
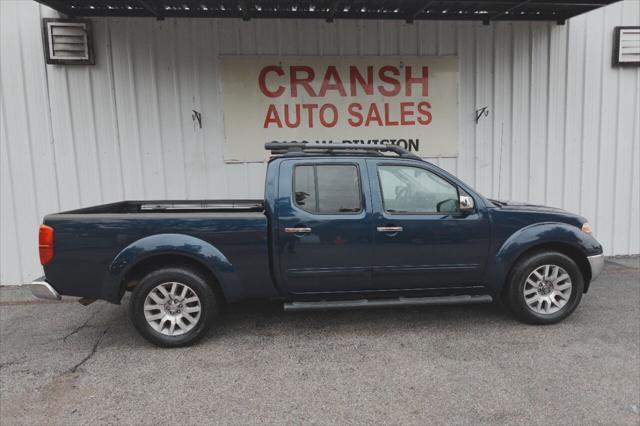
[506,251,584,324]
[129,266,219,347]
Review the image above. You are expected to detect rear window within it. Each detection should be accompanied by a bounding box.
[293,164,362,214]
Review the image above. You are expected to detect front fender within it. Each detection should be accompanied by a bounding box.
[105,234,242,302]
[487,222,602,292]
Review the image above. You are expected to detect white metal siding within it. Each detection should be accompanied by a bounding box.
[1,0,639,284]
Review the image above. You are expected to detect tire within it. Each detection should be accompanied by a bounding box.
[129,266,219,347]
[506,251,584,325]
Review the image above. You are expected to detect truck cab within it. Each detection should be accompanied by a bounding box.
[269,152,491,299]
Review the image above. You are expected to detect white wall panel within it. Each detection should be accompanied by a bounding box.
[1,0,639,284]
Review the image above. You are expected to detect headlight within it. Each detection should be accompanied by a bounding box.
[581,222,593,235]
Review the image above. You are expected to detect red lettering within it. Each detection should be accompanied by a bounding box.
[264,65,430,98]
[417,101,432,125]
[384,103,399,126]
[258,66,285,98]
[290,66,317,97]
[263,104,282,128]
[405,66,429,97]
[400,102,415,125]
[284,104,301,128]
[302,104,318,127]
[349,66,373,96]
[364,104,383,127]
[319,104,338,127]
[347,103,364,127]
[318,66,347,97]
[377,66,401,97]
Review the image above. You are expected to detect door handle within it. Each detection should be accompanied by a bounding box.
[377,226,403,232]
[285,227,312,234]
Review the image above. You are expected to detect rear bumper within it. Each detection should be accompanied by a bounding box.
[587,254,605,282]
[27,277,61,301]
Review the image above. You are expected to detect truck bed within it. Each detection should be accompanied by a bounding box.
[43,200,273,304]
[58,199,265,214]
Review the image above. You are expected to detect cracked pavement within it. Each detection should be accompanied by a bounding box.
[0,258,638,425]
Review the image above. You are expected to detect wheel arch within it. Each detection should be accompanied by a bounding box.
[107,233,242,303]
[119,254,226,303]
[491,222,599,296]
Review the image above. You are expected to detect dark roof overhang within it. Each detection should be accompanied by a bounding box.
[35,0,621,25]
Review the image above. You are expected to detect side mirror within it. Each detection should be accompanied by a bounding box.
[459,195,475,212]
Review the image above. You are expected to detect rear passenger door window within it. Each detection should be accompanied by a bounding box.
[294,164,362,214]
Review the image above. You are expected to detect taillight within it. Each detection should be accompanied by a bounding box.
[39,224,54,265]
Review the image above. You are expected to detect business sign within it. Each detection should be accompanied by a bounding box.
[220,56,458,162]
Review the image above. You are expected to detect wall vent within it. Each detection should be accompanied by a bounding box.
[42,18,94,65]
[613,26,640,67]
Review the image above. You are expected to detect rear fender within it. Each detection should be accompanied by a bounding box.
[487,222,602,292]
[107,234,242,302]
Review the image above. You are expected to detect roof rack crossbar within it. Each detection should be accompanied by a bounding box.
[265,142,421,160]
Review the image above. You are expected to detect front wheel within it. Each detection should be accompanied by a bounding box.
[506,251,584,324]
[129,266,219,347]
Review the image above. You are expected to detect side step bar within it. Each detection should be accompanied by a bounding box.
[284,294,493,312]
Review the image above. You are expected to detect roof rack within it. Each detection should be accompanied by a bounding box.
[265,142,421,160]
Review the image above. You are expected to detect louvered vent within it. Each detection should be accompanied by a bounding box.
[42,19,94,65]
[613,26,640,67]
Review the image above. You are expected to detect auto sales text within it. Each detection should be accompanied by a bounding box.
[259,64,433,129]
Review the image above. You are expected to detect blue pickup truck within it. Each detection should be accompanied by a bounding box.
[30,143,604,347]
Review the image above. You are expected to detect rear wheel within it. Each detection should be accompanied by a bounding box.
[129,266,219,347]
[506,251,584,324]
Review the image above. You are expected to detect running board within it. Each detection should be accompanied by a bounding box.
[284,294,493,312]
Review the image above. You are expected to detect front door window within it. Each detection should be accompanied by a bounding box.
[378,165,459,214]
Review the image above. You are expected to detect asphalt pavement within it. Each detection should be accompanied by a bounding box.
[1,257,638,425]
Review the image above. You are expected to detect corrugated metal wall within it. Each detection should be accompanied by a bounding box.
[1,0,639,284]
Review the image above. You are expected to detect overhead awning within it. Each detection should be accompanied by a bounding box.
[35,0,620,24]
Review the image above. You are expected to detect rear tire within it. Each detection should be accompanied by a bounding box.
[129,266,219,347]
[506,251,584,324]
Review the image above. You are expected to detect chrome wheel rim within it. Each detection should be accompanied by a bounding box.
[523,264,572,315]
[143,282,201,336]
